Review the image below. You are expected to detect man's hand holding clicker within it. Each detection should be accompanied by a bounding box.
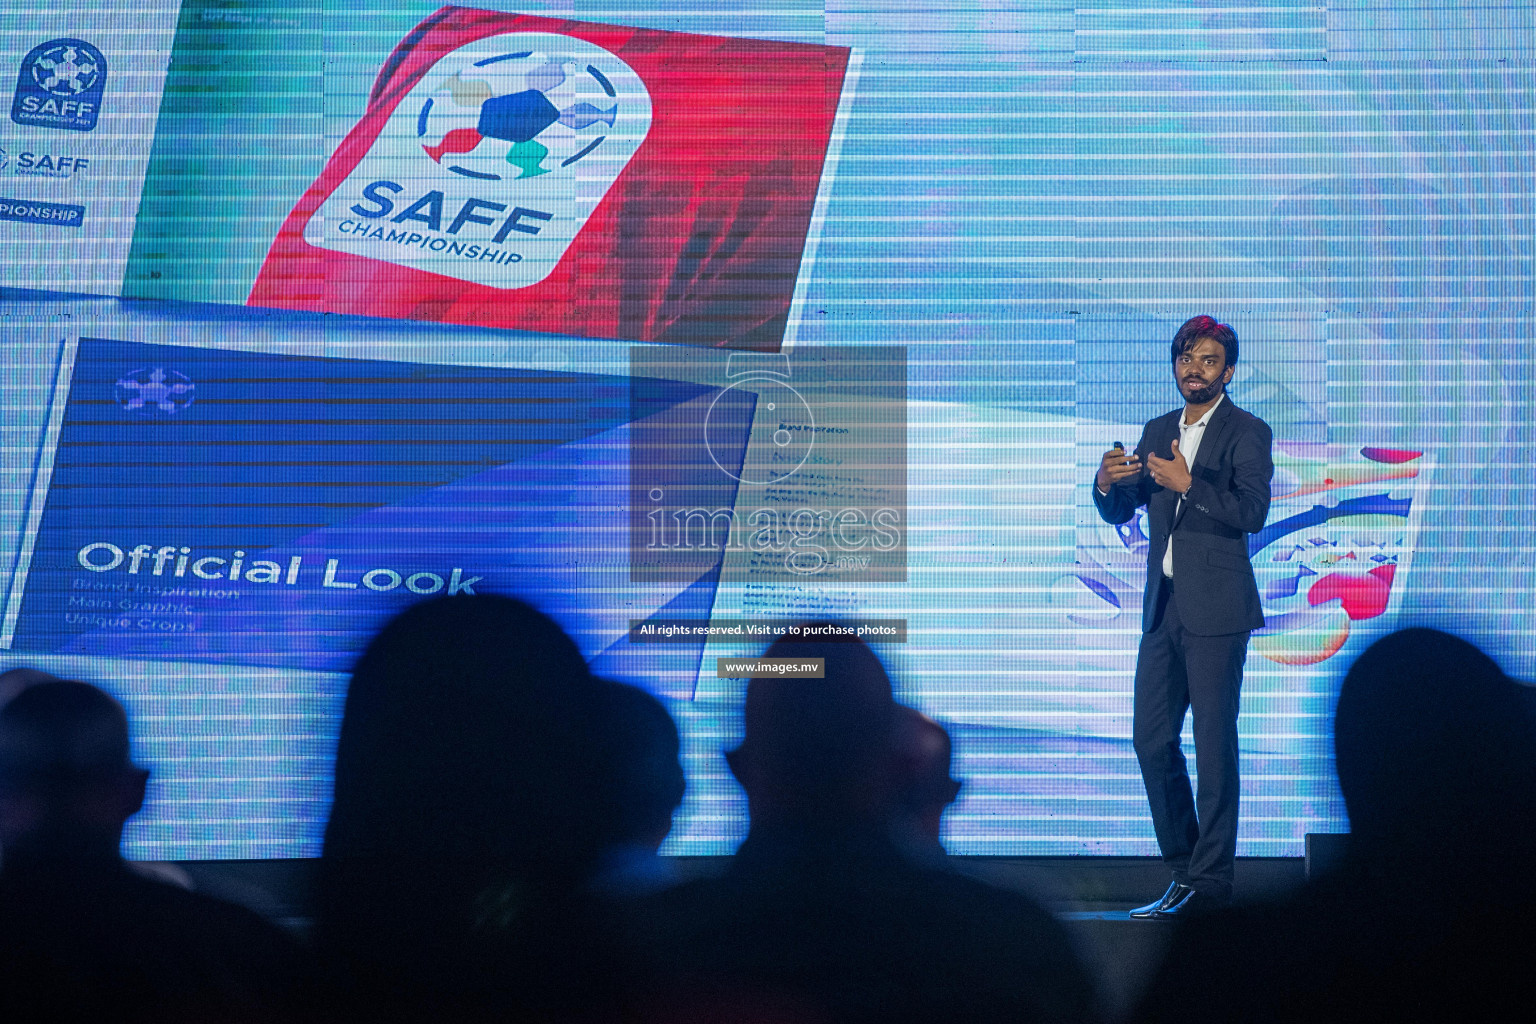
[1096,446,1143,491]
[1146,438,1193,495]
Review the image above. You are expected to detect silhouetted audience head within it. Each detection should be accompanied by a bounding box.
[891,706,962,852]
[318,593,626,1020]
[596,679,684,853]
[0,665,58,710]
[727,624,898,827]
[633,626,1097,1024]
[1334,627,1536,873]
[0,679,147,862]
[586,680,686,899]
[324,592,611,878]
[0,680,320,1023]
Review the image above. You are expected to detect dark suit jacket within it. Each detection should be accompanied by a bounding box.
[1092,396,1273,636]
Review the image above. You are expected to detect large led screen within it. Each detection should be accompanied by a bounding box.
[1,2,1533,860]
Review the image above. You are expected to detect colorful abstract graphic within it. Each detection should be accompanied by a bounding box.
[1068,441,1430,666]
[1248,443,1429,665]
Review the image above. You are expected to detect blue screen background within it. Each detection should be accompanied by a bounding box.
[1,2,1532,858]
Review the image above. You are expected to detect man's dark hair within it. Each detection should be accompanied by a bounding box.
[1170,314,1239,367]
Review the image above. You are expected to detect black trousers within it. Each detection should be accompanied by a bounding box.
[1132,577,1249,899]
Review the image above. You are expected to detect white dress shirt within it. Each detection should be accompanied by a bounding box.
[1162,393,1224,579]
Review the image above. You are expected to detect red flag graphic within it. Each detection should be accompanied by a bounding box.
[249,7,850,350]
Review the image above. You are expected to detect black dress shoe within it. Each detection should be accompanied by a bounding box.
[1129,881,1193,919]
[1150,887,1229,920]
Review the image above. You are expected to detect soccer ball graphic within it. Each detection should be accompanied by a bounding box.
[30,44,101,97]
[115,368,195,417]
[416,49,619,181]
[303,31,649,290]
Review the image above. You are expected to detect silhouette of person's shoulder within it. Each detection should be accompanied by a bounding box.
[0,861,319,1023]
[629,832,1093,1024]
[892,862,1093,1024]
[1134,874,1352,1024]
[1137,865,1528,1024]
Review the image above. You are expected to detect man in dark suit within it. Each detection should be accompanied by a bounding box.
[1092,315,1273,919]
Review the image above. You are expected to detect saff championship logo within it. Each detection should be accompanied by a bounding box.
[304,33,650,290]
[0,142,91,178]
[11,39,106,132]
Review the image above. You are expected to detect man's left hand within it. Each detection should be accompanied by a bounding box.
[1146,439,1193,495]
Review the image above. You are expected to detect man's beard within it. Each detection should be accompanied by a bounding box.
[1181,377,1223,405]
